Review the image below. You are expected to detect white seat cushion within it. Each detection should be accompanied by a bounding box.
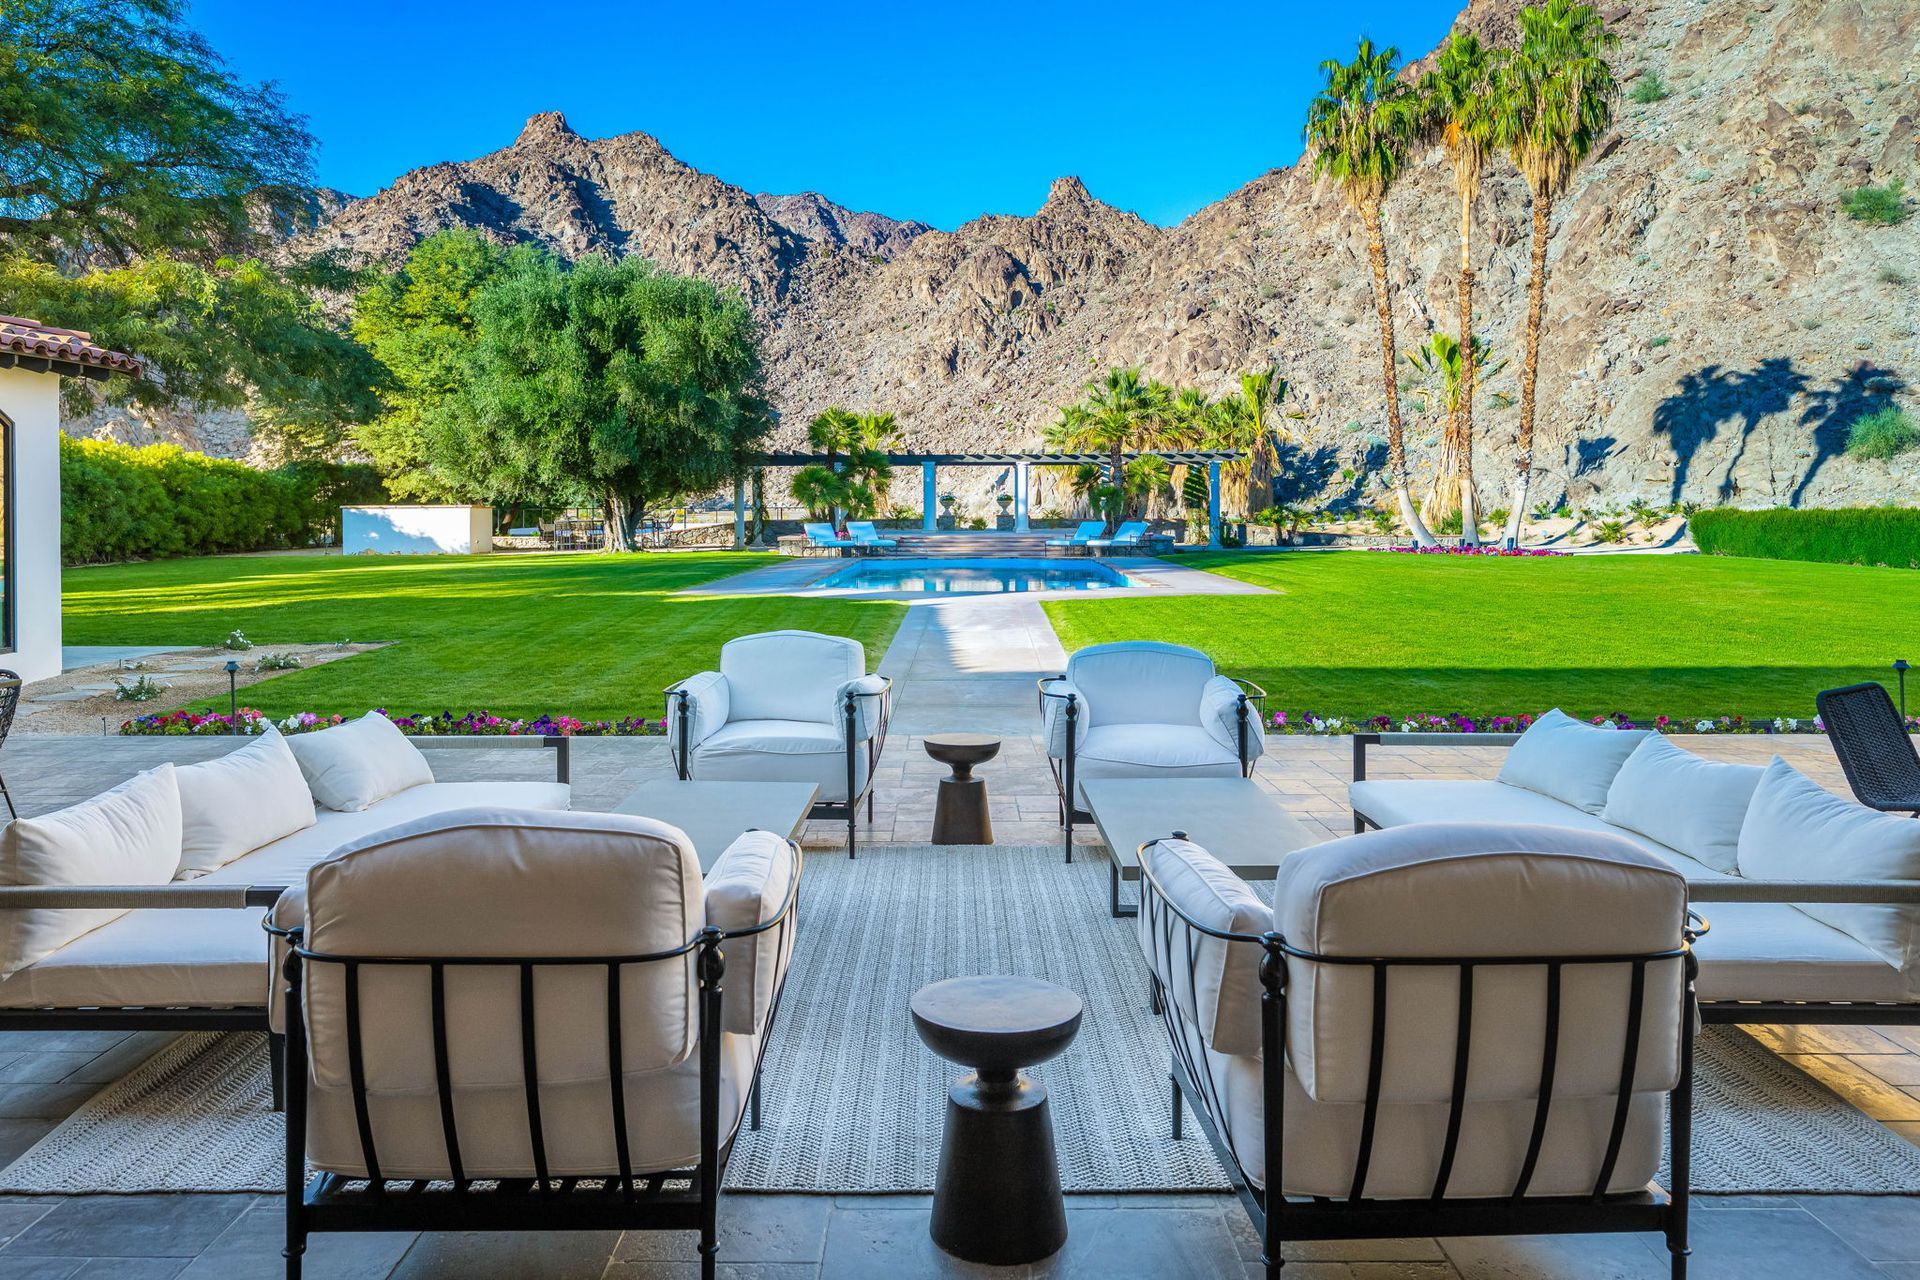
[704,830,797,1037]
[0,782,572,1011]
[1690,902,1910,1004]
[1602,734,1762,874]
[0,766,184,981]
[1349,779,1731,882]
[1737,757,1920,996]
[691,720,867,804]
[174,728,317,877]
[1495,709,1648,815]
[287,713,435,812]
[1071,725,1241,804]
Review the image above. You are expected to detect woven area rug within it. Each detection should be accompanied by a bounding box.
[6,844,1920,1195]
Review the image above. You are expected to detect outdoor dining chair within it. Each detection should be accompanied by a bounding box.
[1817,682,1920,815]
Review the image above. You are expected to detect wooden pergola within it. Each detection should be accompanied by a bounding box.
[744,448,1244,547]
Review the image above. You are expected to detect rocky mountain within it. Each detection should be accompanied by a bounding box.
[82,0,1920,511]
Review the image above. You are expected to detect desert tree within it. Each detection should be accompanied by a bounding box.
[1307,38,1437,547]
[1494,0,1618,546]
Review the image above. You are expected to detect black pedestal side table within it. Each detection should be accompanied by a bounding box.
[909,974,1084,1264]
[924,732,1001,845]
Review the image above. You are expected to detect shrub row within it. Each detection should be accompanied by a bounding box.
[61,435,387,565]
[1690,506,1920,569]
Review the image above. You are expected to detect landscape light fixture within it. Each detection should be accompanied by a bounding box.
[1897,659,1911,722]
[225,660,240,734]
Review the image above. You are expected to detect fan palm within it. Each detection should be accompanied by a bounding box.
[1307,39,1437,547]
[1420,31,1503,546]
[1211,369,1302,516]
[1405,333,1506,528]
[1165,387,1215,512]
[1045,367,1167,528]
[1494,0,1618,545]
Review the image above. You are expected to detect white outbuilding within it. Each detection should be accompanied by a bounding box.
[0,318,144,682]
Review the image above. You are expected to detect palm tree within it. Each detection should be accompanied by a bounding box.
[1307,39,1437,547]
[1045,367,1166,529]
[1210,369,1301,516]
[1165,387,1214,514]
[1405,333,1506,528]
[1494,0,1618,546]
[1420,31,1503,547]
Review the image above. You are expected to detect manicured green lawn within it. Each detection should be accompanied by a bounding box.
[64,553,904,721]
[1044,552,1918,722]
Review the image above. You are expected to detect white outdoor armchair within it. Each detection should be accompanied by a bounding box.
[666,630,891,856]
[276,807,800,1280]
[1136,822,1701,1280]
[1037,640,1264,859]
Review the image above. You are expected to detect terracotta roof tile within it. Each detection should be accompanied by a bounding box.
[0,317,143,380]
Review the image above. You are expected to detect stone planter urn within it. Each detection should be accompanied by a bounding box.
[938,494,958,531]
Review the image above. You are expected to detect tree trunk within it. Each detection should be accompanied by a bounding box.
[1364,199,1436,548]
[1505,193,1553,548]
[1108,442,1123,531]
[604,493,635,553]
[1455,181,1480,548]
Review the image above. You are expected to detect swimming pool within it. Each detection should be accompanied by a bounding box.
[816,558,1132,594]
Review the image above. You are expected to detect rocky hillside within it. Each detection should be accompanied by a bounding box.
[82,0,1920,511]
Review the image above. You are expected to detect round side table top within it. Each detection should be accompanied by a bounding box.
[910,975,1083,1074]
[923,733,1002,768]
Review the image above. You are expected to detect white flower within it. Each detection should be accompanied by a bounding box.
[1309,717,1326,733]
[1401,720,1418,733]
[1694,719,1714,733]
[1774,717,1794,732]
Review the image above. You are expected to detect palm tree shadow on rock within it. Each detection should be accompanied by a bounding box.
[1792,362,1904,506]
[1650,357,1809,504]
[1270,443,1345,506]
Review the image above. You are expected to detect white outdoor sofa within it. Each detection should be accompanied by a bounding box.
[0,715,570,1101]
[275,808,799,1280]
[666,630,891,857]
[1349,709,1920,1026]
[1137,822,1699,1279]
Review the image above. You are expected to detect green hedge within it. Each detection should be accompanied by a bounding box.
[61,435,387,565]
[1691,506,1920,569]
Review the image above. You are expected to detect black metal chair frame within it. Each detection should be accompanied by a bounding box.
[274,836,800,1280]
[1817,683,1920,816]
[1137,838,1703,1280]
[667,675,892,858]
[1351,731,1920,1027]
[0,736,570,1115]
[1035,673,1265,863]
[0,670,20,821]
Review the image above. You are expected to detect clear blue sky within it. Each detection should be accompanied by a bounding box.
[187,1,1459,230]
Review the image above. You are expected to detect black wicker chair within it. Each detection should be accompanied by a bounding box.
[0,669,20,820]
[1817,683,1920,816]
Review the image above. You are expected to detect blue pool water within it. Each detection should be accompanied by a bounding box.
[817,558,1132,594]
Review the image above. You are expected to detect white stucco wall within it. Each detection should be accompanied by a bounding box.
[0,368,64,682]
[342,505,494,556]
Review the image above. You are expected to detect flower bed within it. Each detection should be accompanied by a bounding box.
[1374,545,1569,557]
[120,708,668,736]
[1265,711,1912,735]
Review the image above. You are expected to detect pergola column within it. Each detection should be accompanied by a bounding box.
[732,473,745,550]
[1207,460,1223,550]
[1014,460,1031,532]
[922,461,937,532]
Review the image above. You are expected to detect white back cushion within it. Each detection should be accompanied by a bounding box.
[287,713,435,812]
[1067,642,1216,728]
[721,631,864,724]
[1138,838,1270,1057]
[0,766,183,979]
[1737,757,1920,989]
[1602,733,1763,874]
[174,728,317,877]
[703,830,797,1036]
[1272,822,1687,1106]
[1496,709,1648,815]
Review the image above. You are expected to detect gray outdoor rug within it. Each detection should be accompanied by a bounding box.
[6,843,1920,1195]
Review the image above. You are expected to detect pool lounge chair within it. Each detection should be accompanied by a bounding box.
[801,523,846,556]
[1087,520,1149,554]
[845,521,897,551]
[1046,520,1105,555]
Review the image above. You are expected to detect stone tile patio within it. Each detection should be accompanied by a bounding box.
[0,731,1914,1276]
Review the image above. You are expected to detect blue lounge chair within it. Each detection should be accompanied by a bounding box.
[1046,520,1106,555]
[802,522,847,556]
[1087,520,1150,554]
[845,521,898,551]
